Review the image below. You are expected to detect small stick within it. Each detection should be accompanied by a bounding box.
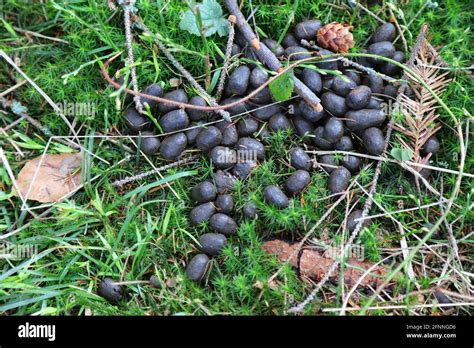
[353,1,385,24]
[122,0,144,113]
[396,288,474,303]
[324,302,474,313]
[215,15,237,101]
[1,114,25,131]
[0,147,33,216]
[388,5,408,53]
[426,42,449,67]
[0,49,80,145]
[12,26,69,44]
[0,127,24,157]
[224,0,322,112]
[306,149,474,178]
[111,280,149,285]
[440,143,464,270]
[22,113,81,149]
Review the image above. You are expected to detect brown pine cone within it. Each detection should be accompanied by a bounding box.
[317,22,355,53]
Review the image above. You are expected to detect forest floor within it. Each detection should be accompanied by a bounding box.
[0,0,472,315]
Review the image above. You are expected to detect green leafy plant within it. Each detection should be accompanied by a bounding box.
[179,0,229,37]
[269,71,294,102]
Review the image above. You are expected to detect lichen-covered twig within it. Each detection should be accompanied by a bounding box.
[112,155,198,188]
[300,39,399,84]
[287,26,429,314]
[224,0,323,112]
[102,53,316,112]
[121,0,143,113]
[262,239,388,288]
[215,15,236,101]
[131,14,231,121]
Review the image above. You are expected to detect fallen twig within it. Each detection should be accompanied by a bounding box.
[1,96,80,149]
[307,149,474,178]
[131,14,231,121]
[215,15,237,101]
[112,155,198,188]
[102,52,318,112]
[324,302,474,313]
[121,0,144,113]
[0,78,28,98]
[224,0,323,112]
[12,26,69,44]
[352,1,385,24]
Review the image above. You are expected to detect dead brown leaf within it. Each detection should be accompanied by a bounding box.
[262,239,389,289]
[14,152,82,203]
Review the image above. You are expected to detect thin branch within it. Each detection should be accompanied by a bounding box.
[131,14,231,121]
[306,150,474,178]
[215,15,236,101]
[224,0,322,111]
[300,39,399,84]
[112,155,198,188]
[0,78,28,98]
[287,25,430,314]
[353,1,385,24]
[388,4,408,53]
[122,0,143,113]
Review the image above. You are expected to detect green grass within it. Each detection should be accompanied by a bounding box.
[0,0,472,315]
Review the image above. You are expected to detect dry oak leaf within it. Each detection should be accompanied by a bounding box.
[262,239,388,289]
[14,152,82,203]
